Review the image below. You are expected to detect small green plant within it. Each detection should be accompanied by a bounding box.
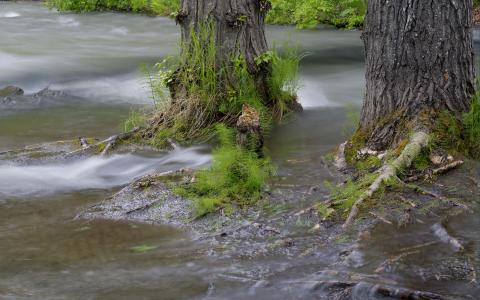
[177,125,274,217]
[316,202,335,220]
[325,172,379,213]
[130,244,158,253]
[123,109,146,132]
[463,86,480,158]
[143,21,300,144]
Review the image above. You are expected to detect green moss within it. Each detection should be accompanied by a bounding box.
[412,149,430,171]
[355,155,382,172]
[344,128,367,165]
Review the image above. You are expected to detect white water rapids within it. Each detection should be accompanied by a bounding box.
[0,147,210,198]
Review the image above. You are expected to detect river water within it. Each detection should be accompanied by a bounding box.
[0,2,479,299]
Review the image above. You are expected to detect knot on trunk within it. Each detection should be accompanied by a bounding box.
[175,9,188,25]
[259,0,272,14]
[226,11,247,28]
[236,104,264,155]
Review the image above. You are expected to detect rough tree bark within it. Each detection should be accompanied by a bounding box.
[342,0,475,228]
[174,0,273,102]
[360,0,476,150]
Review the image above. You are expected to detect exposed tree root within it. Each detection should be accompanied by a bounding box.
[343,131,430,229]
[411,185,471,212]
[405,160,464,182]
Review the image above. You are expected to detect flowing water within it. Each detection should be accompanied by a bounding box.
[1,2,479,299]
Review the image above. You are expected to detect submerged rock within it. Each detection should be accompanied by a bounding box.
[0,86,78,113]
[0,86,24,97]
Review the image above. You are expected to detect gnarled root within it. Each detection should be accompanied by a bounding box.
[343,131,430,229]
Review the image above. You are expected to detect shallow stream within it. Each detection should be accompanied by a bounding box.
[0,2,479,299]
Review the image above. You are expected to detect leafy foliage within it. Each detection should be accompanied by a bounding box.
[46,0,179,15]
[267,0,366,29]
[47,0,365,28]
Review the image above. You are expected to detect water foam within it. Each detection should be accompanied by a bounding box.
[0,12,20,18]
[0,147,210,198]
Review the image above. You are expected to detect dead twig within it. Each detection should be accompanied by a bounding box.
[375,250,420,273]
[369,212,392,225]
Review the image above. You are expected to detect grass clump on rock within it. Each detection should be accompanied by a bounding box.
[176,125,274,217]
[129,21,300,217]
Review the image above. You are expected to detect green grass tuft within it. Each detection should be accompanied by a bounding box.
[177,125,274,217]
[463,87,480,158]
[325,173,379,213]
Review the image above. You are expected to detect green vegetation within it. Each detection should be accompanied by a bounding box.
[46,0,179,15]
[267,0,365,29]
[146,21,299,146]
[133,22,298,216]
[47,0,365,29]
[463,87,480,157]
[325,173,380,214]
[431,85,480,159]
[130,244,158,253]
[177,125,274,217]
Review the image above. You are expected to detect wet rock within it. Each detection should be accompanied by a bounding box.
[32,87,66,98]
[0,86,75,113]
[0,86,24,97]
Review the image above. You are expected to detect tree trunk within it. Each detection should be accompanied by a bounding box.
[175,0,272,101]
[360,0,476,150]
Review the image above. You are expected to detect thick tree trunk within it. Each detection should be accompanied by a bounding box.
[175,0,272,100]
[360,0,476,150]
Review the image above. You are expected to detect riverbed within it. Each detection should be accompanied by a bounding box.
[1,2,479,299]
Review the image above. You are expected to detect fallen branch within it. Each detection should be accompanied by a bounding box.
[369,212,392,225]
[343,131,430,229]
[398,195,417,208]
[375,250,420,273]
[432,160,464,175]
[412,185,471,211]
[65,127,141,157]
[405,160,463,182]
